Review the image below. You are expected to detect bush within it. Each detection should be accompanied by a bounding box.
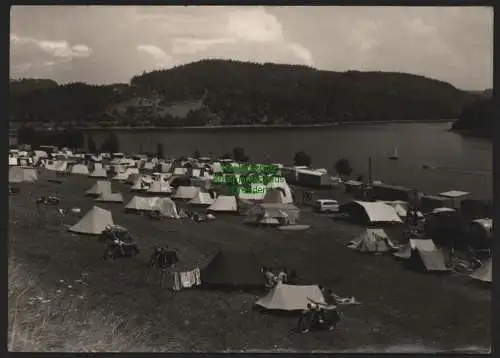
[293,151,311,167]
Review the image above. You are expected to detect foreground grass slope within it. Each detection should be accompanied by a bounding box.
[10,59,481,127]
[8,171,491,352]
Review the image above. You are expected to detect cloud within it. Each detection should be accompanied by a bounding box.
[9,6,492,89]
[10,34,92,58]
[136,44,174,67]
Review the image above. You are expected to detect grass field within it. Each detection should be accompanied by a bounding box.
[8,170,491,352]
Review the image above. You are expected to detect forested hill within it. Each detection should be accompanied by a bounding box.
[452,94,495,138]
[9,59,482,127]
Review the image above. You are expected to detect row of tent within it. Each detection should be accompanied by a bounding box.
[346,228,491,283]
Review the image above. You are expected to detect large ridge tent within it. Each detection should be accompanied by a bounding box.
[406,249,450,272]
[201,250,266,290]
[86,180,112,197]
[154,197,179,218]
[470,259,492,283]
[125,196,159,212]
[347,228,397,253]
[341,201,403,225]
[255,284,326,311]
[68,206,114,235]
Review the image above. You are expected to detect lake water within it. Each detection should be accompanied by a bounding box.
[85,122,492,200]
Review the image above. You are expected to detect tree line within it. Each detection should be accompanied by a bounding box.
[10,59,482,127]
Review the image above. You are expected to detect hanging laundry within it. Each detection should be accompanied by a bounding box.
[172,271,181,291]
[180,271,192,288]
[194,267,201,286]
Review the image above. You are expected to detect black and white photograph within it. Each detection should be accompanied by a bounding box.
[8,5,493,353]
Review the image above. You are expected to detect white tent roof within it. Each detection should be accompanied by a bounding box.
[9,157,18,166]
[94,192,124,203]
[431,207,456,214]
[208,195,238,212]
[352,201,403,223]
[237,183,267,201]
[439,190,470,198]
[112,172,130,181]
[470,259,492,283]
[86,180,112,196]
[89,167,108,178]
[265,179,293,204]
[9,167,38,183]
[154,197,179,218]
[71,164,90,175]
[68,206,113,235]
[262,188,290,204]
[173,186,200,199]
[125,196,159,211]
[189,192,216,205]
[256,284,326,311]
[147,181,173,194]
[347,228,397,252]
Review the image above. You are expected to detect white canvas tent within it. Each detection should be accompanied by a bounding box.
[125,196,159,212]
[208,195,238,212]
[173,186,200,200]
[470,259,492,283]
[255,284,326,311]
[86,180,112,196]
[68,206,113,235]
[237,183,267,201]
[71,164,90,175]
[347,228,397,253]
[94,192,124,203]
[245,202,300,225]
[346,201,403,224]
[112,172,130,181]
[189,191,216,206]
[262,188,291,204]
[9,157,18,166]
[265,178,293,204]
[393,239,437,259]
[154,197,179,218]
[9,167,38,183]
[130,175,153,191]
[89,167,108,178]
[147,181,173,195]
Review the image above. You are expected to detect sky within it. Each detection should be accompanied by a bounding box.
[10,6,493,91]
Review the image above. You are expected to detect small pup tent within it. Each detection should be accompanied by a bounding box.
[244,203,300,225]
[201,250,265,290]
[89,167,108,178]
[470,259,492,284]
[71,164,90,175]
[85,180,112,197]
[189,191,216,206]
[347,228,397,253]
[173,186,200,200]
[208,195,238,212]
[255,284,326,311]
[393,239,436,260]
[68,206,114,235]
[147,181,173,195]
[94,192,124,203]
[125,196,159,212]
[154,197,179,219]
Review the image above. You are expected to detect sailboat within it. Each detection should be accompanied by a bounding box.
[388,147,399,160]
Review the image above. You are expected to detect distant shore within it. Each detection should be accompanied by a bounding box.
[75,119,455,132]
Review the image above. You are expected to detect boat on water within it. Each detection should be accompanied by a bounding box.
[388,147,399,160]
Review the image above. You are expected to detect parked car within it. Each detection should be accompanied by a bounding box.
[314,199,340,213]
